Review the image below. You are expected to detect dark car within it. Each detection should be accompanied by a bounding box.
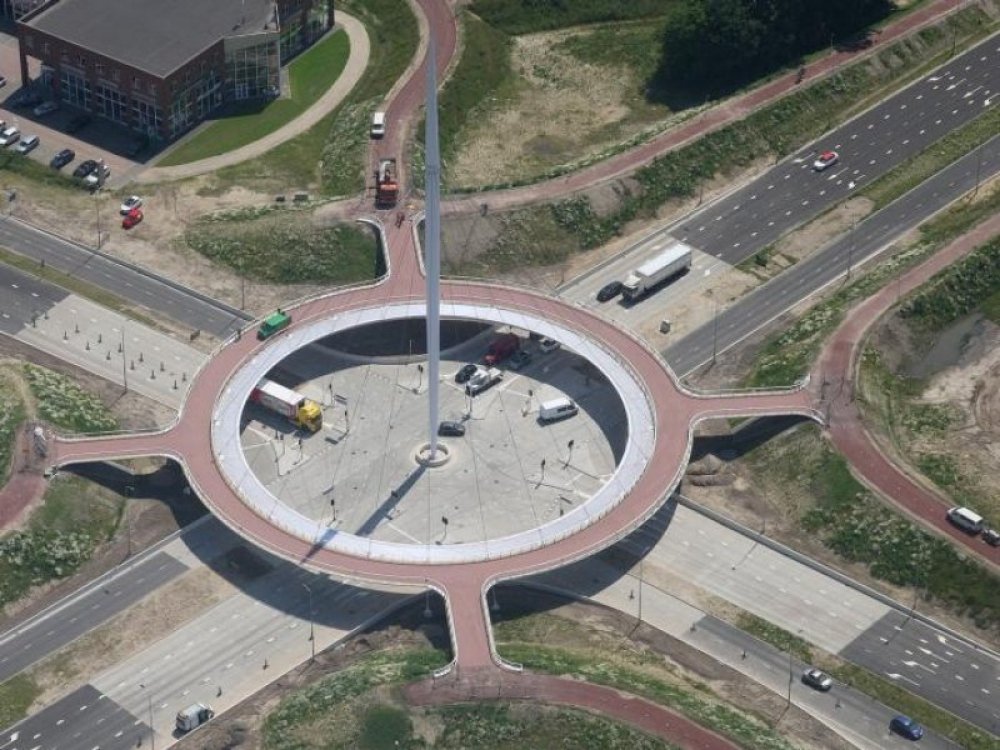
[13,89,43,108]
[438,421,466,437]
[982,528,1000,547]
[596,280,623,302]
[454,363,478,384]
[73,159,99,179]
[801,668,833,691]
[889,715,924,741]
[50,148,76,169]
[65,113,92,134]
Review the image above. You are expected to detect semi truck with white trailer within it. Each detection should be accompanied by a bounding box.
[249,379,323,433]
[621,241,692,302]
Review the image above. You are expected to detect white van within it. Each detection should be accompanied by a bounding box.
[539,397,578,423]
[946,506,984,534]
[370,111,386,138]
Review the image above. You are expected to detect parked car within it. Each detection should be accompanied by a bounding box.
[15,135,39,154]
[454,363,478,384]
[539,337,560,354]
[84,164,111,188]
[438,421,466,437]
[801,668,833,691]
[889,715,924,741]
[65,113,92,134]
[120,195,143,215]
[508,350,532,371]
[73,159,99,179]
[813,150,839,171]
[13,89,43,108]
[32,100,59,117]
[596,280,623,302]
[982,527,1000,547]
[50,148,75,169]
[0,127,20,147]
[122,208,143,229]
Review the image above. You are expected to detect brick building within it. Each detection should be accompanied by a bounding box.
[15,0,334,142]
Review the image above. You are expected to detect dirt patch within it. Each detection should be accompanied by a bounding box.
[448,29,670,188]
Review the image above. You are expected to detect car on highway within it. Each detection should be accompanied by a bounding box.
[0,126,20,147]
[539,337,560,354]
[438,421,466,437]
[508,349,531,370]
[32,100,59,117]
[73,159,99,179]
[50,148,75,169]
[120,195,143,214]
[122,208,143,229]
[596,280,623,302]
[801,668,833,691]
[454,363,478,384]
[813,150,839,171]
[889,715,924,741]
[15,135,39,154]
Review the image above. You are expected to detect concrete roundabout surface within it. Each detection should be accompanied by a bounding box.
[50,221,822,670]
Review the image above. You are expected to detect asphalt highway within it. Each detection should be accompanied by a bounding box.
[665,133,1000,375]
[676,32,1000,265]
[0,216,248,338]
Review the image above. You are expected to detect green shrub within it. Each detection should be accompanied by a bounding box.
[23,364,118,434]
[470,0,674,35]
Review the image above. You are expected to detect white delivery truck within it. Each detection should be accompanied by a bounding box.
[621,241,692,302]
[538,397,578,423]
[176,703,214,732]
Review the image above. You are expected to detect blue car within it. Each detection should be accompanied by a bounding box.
[890,715,924,740]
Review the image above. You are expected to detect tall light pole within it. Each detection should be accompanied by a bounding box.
[120,325,128,394]
[424,35,442,458]
[301,582,315,661]
[139,683,155,750]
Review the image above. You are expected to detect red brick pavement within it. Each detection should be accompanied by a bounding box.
[405,671,739,750]
[0,425,46,531]
[813,212,1000,571]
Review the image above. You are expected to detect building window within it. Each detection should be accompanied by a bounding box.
[225,39,279,101]
[59,70,91,109]
[132,97,162,135]
[94,83,127,123]
[96,62,104,76]
[112,69,120,82]
[42,42,50,55]
[78,55,86,66]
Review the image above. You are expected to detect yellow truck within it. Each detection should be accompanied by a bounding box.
[250,379,322,433]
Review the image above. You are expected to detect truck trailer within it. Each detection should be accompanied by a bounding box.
[375,158,399,208]
[621,242,692,302]
[250,379,323,433]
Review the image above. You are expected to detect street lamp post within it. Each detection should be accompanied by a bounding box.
[301,583,315,661]
[121,326,128,394]
[139,683,155,750]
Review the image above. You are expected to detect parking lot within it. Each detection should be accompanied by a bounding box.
[0,30,143,189]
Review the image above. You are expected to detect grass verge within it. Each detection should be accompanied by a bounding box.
[0,673,41,729]
[24,364,119,434]
[158,30,350,166]
[206,0,417,196]
[0,369,26,488]
[1,473,123,610]
[184,211,379,284]
[735,613,813,663]
[470,0,676,35]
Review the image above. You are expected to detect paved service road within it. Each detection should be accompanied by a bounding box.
[0,552,188,683]
[0,216,248,338]
[674,32,999,265]
[666,133,1000,376]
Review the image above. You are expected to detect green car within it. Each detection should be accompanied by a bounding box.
[257,310,291,340]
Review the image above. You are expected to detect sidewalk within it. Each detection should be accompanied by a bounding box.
[442,0,973,215]
[137,13,370,183]
[813,211,1000,571]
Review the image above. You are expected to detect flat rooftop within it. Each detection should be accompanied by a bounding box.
[25,0,276,78]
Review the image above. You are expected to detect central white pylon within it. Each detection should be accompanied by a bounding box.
[424,36,442,458]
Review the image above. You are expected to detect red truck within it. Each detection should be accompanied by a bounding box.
[484,333,520,366]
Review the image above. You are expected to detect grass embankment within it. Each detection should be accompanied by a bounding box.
[747,182,1000,387]
[470,0,676,34]
[210,0,418,196]
[495,614,797,750]
[449,5,993,273]
[184,209,379,283]
[748,422,1000,631]
[263,647,666,750]
[0,674,41,730]
[158,30,351,166]
[23,364,119,434]
[736,613,1000,750]
[0,369,26,488]
[859,236,1000,525]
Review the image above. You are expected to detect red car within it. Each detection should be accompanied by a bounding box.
[813,150,839,171]
[122,208,143,229]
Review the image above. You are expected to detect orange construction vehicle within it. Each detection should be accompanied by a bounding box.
[375,158,399,208]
